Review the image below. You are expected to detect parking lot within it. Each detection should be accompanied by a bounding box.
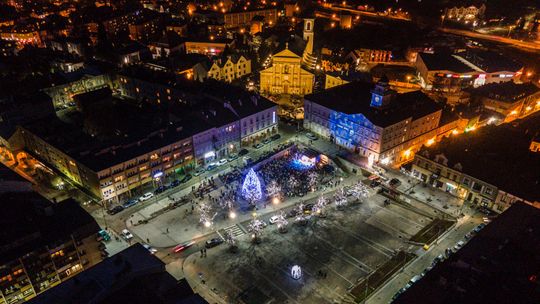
[182,190,437,304]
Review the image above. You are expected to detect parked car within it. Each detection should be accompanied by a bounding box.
[206,163,218,171]
[270,134,281,141]
[179,174,192,184]
[193,168,205,176]
[370,180,381,188]
[238,148,249,156]
[171,180,181,187]
[228,153,238,161]
[121,229,133,241]
[122,199,138,209]
[107,205,124,215]
[305,132,318,140]
[253,143,263,149]
[217,159,228,166]
[97,230,111,242]
[173,241,195,253]
[205,238,224,248]
[303,204,314,214]
[154,186,166,194]
[139,192,154,201]
[262,138,271,145]
[389,178,401,187]
[269,215,280,224]
[286,209,299,218]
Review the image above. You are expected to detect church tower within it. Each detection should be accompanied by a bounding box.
[302,18,317,70]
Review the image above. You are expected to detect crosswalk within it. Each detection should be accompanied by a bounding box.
[221,224,247,238]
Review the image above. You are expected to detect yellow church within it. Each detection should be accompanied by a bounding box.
[259,19,315,96]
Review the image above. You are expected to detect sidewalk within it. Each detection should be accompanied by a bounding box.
[366,208,482,303]
[126,175,357,248]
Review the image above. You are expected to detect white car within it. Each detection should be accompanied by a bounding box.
[143,244,157,254]
[121,229,133,240]
[139,192,154,201]
[269,215,280,224]
[217,159,228,166]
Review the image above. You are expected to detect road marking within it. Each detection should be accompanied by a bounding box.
[223,224,245,238]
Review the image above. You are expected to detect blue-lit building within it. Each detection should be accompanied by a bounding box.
[304,79,442,165]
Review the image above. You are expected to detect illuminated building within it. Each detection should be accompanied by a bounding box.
[199,55,252,82]
[443,4,486,23]
[416,51,524,97]
[304,78,441,165]
[184,38,234,56]
[259,19,316,96]
[222,8,277,29]
[42,67,111,108]
[30,244,207,304]
[0,186,101,304]
[346,48,392,65]
[411,115,540,212]
[468,81,540,122]
[324,71,367,90]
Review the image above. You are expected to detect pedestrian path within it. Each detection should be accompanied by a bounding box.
[220,224,246,238]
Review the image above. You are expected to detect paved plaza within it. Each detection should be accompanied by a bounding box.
[182,189,436,304]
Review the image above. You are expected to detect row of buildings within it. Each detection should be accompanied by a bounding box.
[1,69,277,203]
[302,76,540,211]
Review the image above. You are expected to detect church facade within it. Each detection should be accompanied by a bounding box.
[259,19,315,96]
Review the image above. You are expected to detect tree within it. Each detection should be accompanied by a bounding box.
[242,168,263,204]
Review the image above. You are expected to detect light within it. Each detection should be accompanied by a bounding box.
[291,265,302,280]
[204,221,211,227]
[229,211,236,219]
[526,106,532,111]
[242,169,263,202]
[452,129,459,135]
[510,110,518,115]
[403,149,412,157]
[272,197,280,205]
[527,71,533,77]
[380,157,391,165]
[252,212,257,217]
[204,151,215,158]
[153,171,163,178]
[406,75,411,81]
[426,138,435,146]
[272,111,276,124]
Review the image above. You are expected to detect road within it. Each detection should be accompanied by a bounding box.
[439,27,540,52]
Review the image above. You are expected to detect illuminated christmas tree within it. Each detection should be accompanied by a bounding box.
[242,168,263,202]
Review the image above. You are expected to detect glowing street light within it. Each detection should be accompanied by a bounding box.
[272,197,280,205]
[229,211,237,219]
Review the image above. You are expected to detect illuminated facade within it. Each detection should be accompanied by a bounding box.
[184,39,233,56]
[205,55,251,82]
[223,8,277,29]
[304,80,441,165]
[259,46,314,96]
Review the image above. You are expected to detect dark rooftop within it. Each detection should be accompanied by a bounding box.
[22,91,208,172]
[305,81,442,127]
[457,50,523,73]
[395,202,540,304]
[468,81,540,102]
[30,244,208,304]
[0,196,100,265]
[418,113,540,202]
[418,52,475,73]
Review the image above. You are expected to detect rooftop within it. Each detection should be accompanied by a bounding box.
[418,52,475,73]
[468,81,540,102]
[30,244,208,304]
[457,50,523,73]
[22,89,207,172]
[305,81,442,127]
[418,113,540,202]
[0,196,99,265]
[395,202,540,304]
